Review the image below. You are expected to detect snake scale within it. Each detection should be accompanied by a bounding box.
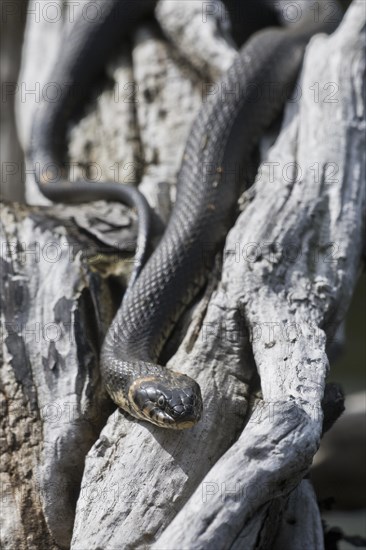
[31,0,340,428]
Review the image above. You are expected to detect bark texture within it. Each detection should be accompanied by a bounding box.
[1,1,365,549]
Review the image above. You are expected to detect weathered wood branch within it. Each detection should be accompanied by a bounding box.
[154,3,365,548]
[1,199,139,549]
[1,1,365,549]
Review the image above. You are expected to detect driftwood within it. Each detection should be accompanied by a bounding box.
[1,0,365,549]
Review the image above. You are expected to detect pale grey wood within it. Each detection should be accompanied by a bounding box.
[156,0,236,81]
[6,2,244,549]
[16,0,64,204]
[154,2,365,548]
[17,1,139,207]
[272,481,324,550]
[0,199,138,550]
[132,23,203,223]
[3,1,364,549]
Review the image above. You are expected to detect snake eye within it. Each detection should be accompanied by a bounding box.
[157,395,165,408]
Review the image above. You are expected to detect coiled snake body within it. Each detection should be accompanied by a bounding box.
[31,1,340,428]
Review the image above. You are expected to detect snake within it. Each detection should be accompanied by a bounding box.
[30,0,341,428]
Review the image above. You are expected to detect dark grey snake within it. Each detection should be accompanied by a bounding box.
[30,0,341,428]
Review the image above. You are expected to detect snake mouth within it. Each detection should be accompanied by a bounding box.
[141,403,198,429]
[128,374,202,429]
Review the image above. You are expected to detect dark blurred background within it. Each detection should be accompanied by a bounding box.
[1,0,27,201]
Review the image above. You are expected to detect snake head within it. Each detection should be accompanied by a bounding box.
[128,372,202,429]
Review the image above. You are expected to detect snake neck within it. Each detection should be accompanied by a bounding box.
[101,357,162,415]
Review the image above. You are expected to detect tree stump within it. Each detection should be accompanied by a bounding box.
[1,1,365,549]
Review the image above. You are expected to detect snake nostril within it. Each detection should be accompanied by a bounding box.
[173,405,185,415]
